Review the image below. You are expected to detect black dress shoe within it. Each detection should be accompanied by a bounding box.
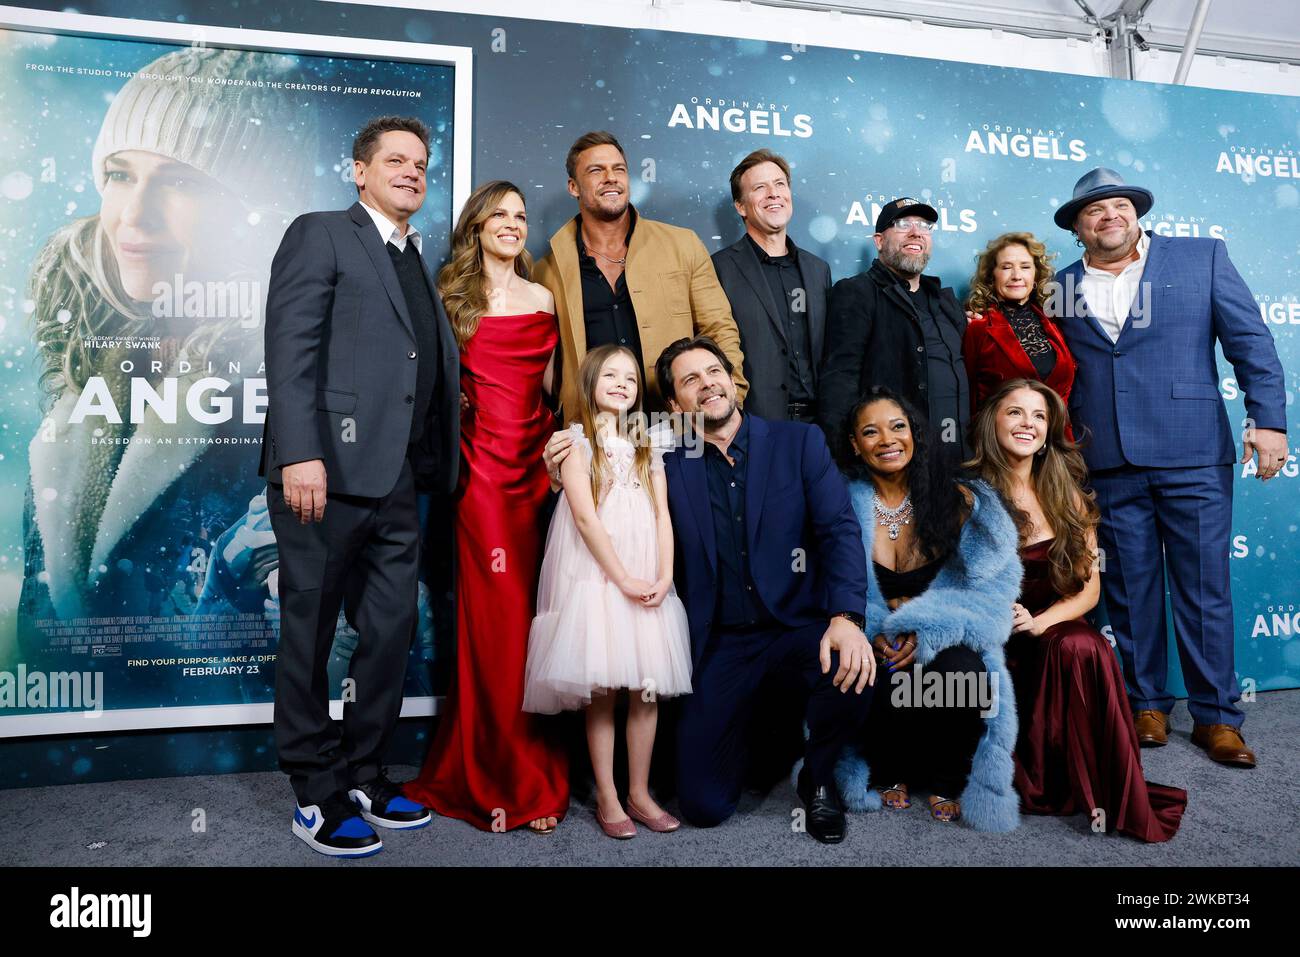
[797,769,847,844]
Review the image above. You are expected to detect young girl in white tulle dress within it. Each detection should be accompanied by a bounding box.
[522,344,692,838]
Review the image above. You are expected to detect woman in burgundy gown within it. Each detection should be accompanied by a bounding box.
[967,378,1186,842]
[403,181,569,833]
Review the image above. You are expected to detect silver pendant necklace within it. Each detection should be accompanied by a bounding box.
[874,495,913,540]
[582,230,627,265]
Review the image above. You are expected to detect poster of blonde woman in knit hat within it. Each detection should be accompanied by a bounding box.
[0,11,468,737]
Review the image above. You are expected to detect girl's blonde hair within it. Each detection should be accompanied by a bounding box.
[573,344,655,510]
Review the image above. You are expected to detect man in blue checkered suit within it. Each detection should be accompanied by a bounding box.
[1051,168,1287,769]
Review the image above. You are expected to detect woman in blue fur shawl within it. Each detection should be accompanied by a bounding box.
[833,387,1022,831]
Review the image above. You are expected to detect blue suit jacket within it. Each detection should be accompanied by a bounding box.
[1052,232,1286,471]
[663,413,867,665]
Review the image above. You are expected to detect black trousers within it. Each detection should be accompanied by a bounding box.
[269,457,420,807]
[676,620,874,827]
[864,644,987,797]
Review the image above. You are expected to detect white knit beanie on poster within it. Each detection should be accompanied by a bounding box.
[91,46,309,209]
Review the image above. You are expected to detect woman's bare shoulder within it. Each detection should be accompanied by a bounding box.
[521,278,555,313]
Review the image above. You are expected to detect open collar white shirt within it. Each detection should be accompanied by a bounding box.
[1079,231,1149,342]
[359,200,422,255]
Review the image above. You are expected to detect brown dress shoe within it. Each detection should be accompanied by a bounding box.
[1191,724,1257,768]
[1133,709,1169,747]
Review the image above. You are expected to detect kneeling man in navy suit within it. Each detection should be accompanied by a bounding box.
[544,336,875,842]
[658,336,875,842]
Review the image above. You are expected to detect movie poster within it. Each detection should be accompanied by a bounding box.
[0,15,466,734]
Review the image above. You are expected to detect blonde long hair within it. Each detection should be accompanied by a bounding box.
[437,180,533,347]
[965,379,1099,598]
[30,215,256,413]
[574,344,655,511]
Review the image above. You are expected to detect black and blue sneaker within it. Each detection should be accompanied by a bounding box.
[349,773,432,829]
[292,795,384,858]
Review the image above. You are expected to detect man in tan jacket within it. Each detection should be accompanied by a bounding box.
[532,130,747,423]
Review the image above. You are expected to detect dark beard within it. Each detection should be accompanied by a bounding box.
[698,393,737,427]
[585,192,629,221]
[1087,224,1141,256]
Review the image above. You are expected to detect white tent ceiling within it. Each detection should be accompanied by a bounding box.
[758,0,1300,63]
[363,1,1300,95]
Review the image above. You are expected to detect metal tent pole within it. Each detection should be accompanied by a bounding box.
[1173,0,1214,84]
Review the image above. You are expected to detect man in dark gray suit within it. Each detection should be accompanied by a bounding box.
[712,149,830,424]
[260,115,459,858]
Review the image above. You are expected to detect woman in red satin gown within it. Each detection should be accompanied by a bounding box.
[403,181,569,832]
[968,378,1186,842]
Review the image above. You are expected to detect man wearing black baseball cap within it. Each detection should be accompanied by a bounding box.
[818,197,971,462]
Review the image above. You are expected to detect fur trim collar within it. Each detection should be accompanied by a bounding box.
[29,389,213,618]
[837,477,1023,831]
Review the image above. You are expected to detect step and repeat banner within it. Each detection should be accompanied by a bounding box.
[0,2,1295,748]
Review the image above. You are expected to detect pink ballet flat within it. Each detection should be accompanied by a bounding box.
[596,806,637,839]
[626,798,680,833]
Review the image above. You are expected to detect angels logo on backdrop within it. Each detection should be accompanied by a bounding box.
[1249,602,1300,639]
[1220,349,1300,480]
[963,124,1088,163]
[1255,292,1300,326]
[1140,212,1227,240]
[845,193,978,233]
[1237,446,1300,479]
[66,366,269,426]
[1215,142,1300,181]
[1223,360,1300,480]
[667,95,813,138]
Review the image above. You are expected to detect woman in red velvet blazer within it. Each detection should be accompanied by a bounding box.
[962,232,1076,440]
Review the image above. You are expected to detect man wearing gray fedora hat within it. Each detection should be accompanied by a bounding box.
[1050,167,1287,769]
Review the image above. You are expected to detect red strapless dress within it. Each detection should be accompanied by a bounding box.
[1006,539,1186,842]
[403,311,570,831]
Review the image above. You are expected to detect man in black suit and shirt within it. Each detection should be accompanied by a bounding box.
[260,116,459,858]
[818,198,970,463]
[712,149,831,424]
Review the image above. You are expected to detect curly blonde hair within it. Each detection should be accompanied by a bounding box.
[966,231,1056,315]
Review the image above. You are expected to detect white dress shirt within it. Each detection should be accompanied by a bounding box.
[1079,231,1149,342]
[359,200,422,255]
